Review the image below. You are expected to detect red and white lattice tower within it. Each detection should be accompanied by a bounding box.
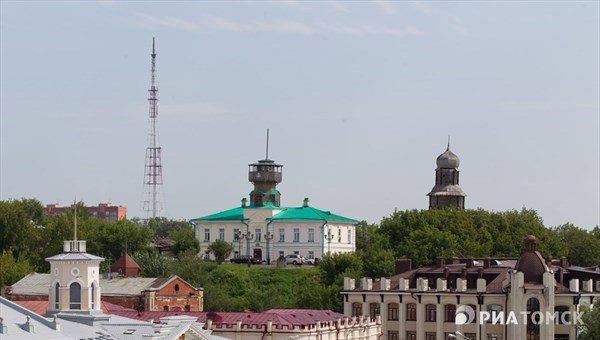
[143,37,163,218]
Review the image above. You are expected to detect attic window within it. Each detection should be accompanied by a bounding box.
[123,329,136,334]
[174,284,180,292]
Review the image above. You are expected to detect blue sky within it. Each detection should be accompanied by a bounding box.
[1,1,598,229]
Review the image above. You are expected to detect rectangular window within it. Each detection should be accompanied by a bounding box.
[279,251,284,258]
[204,251,210,260]
[406,304,416,321]
[203,228,210,242]
[234,251,239,258]
[425,333,436,340]
[308,251,314,259]
[352,303,362,317]
[308,228,315,242]
[233,228,239,242]
[425,304,436,322]
[406,332,416,340]
[338,229,341,242]
[348,229,351,243]
[487,335,502,340]
[445,304,456,322]
[388,303,399,320]
[219,228,225,241]
[293,228,300,242]
[388,331,399,340]
[255,228,261,242]
[369,303,380,317]
[279,228,285,242]
[294,251,299,255]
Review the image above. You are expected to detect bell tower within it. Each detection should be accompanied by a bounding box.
[427,141,466,209]
[248,129,283,207]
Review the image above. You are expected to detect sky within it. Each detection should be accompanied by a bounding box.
[1,1,598,229]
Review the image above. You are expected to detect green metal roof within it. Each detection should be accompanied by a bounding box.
[190,207,244,222]
[191,204,357,224]
[270,206,358,223]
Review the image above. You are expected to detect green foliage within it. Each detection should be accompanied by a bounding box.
[132,249,168,277]
[170,228,200,257]
[207,239,234,264]
[355,222,395,277]
[551,223,600,266]
[579,300,600,340]
[0,249,34,287]
[145,217,191,237]
[379,208,564,267]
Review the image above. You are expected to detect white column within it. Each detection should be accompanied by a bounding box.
[436,303,444,340]
[416,302,424,340]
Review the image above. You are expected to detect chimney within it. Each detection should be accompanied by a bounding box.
[558,268,564,285]
[560,257,569,269]
[241,198,247,207]
[483,258,491,269]
[395,259,412,275]
[435,257,445,268]
[443,266,449,279]
[303,197,310,207]
[466,258,474,269]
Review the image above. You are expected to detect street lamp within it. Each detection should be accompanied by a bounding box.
[264,231,274,264]
[324,229,334,254]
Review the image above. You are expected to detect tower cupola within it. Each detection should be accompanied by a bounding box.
[427,142,466,209]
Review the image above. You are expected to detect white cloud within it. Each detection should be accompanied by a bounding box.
[135,13,198,31]
[135,13,424,37]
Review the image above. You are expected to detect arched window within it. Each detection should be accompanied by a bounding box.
[526,298,540,340]
[174,284,180,292]
[352,302,362,317]
[487,304,503,323]
[69,282,81,310]
[163,305,169,311]
[54,283,60,309]
[91,283,96,309]
[406,303,416,321]
[425,304,436,322]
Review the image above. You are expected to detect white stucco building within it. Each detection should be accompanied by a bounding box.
[190,155,358,263]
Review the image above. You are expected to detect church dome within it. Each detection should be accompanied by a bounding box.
[436,147,460,169]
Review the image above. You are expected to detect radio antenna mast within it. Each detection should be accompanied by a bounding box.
[143,37,164,219]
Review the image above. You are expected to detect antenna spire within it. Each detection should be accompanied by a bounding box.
[73,199,77,241]
[143,37,164,219]
[447,135,451,150]
[265,128,270,160]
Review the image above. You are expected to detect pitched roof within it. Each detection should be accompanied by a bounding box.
[112,253,140,270]
[270,206,358,223]
[191,205,357,224]
[8,273,199,296]
[190,207,244,222]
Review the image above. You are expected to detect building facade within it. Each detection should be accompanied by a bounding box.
[427,144,466,209]
[190,155,358,263]
[46,202,127,221]
[342,236,600,340]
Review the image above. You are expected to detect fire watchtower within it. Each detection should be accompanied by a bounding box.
[248,158,283,207]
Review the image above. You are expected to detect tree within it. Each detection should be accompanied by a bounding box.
[145,217,191,237]
[170,229,200,257]
[0,249,34,287]
[356,222,395,277]
[551,223,600,266]
[132,249,168,277]
[207,239,234,264]
[579,300,600,340]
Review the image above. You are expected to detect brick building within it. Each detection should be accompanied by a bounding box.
[46,202,127,221]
